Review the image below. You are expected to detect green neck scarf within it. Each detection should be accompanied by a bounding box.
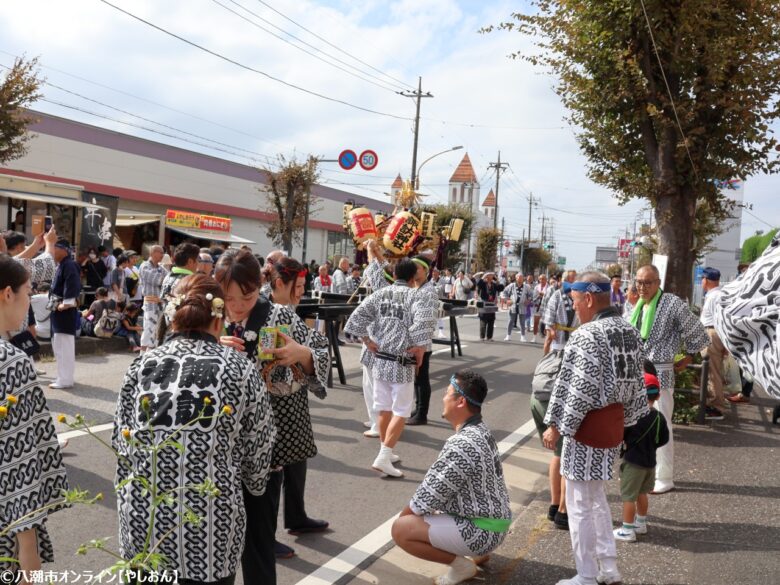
[171,266,194,276]
[630,288,662,340]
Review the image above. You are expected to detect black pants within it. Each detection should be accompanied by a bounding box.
[242,470,282,585]
[412,351,433,418]
[479,315,495,339]
[739,366,754,398]
[283,459,309,529]
[179,577,235,585]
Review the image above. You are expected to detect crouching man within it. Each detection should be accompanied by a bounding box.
[391,370,511,585]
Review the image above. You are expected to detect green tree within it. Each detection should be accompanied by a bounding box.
[512,240,552,274]
[485,2,780,296]
[475,227,502,272]
[1,56,42,165]
[420,202,476,268]
[261,155,319,254]
[605,263,623,278]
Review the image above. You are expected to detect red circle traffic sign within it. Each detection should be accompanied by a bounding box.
[338,149,357,170]
[359,149,379,171]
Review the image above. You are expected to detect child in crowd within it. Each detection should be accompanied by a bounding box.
[115,302,143,351]
[614,366,670,542]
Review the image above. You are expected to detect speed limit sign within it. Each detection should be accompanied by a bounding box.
[359,150,379,171]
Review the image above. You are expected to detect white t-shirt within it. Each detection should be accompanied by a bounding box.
[700,286,722,327]
[31,294,51,339]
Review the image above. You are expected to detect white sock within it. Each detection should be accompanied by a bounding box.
[635,514,647,525]
[379,444,392,457]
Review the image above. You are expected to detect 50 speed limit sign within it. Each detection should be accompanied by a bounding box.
[359,150,378,171]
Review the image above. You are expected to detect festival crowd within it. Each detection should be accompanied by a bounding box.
[0,227,777,585]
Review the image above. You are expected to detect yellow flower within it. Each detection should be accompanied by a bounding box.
[0,406,7,418]
[57,415,67,424]
[203,397,212,406]
[121,429,132,441]
[6,395,17,404]
[221,405,233,416]
[141,397,151,411]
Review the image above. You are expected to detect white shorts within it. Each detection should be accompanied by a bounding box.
[423,514,473,557]
[372,378,414,417]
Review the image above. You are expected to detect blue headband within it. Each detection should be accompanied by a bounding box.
[450,375,482,407]
[570,281,611,293]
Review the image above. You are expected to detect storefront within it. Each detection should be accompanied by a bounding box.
[0,174,114,250]
[163,209,254,248]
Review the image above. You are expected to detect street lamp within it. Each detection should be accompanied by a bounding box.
[415,146,463,190]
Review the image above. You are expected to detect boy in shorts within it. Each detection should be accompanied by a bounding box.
[614,370,670,541]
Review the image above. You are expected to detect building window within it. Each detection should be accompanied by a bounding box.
[327,231,354,260]
[452,187,456,201]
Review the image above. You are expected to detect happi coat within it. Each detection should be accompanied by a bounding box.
[714,233,780,399]
[113,332,275,582]
[410,415,511,555]
[633,292,710,391]
[344,281,437,384]
[543,287,578,348]
[231,298,330,467]
[0,340,68,569]
[50,254,82,335]
[544,308,649,481]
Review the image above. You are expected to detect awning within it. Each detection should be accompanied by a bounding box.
[116,213,161,227]
[0,189,108,210]
[166,226,255,244]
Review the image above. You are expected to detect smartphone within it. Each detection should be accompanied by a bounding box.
[44,215,53,232]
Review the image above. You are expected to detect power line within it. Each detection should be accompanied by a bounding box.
[209,0,403,93]
[97,0,413,121]
[253,0,415,91]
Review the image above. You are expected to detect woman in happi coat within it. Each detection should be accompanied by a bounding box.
[215,250,329,585]
[113,274,275,585]
[0,254,69,580]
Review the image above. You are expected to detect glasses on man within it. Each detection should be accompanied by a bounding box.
[634,279,659,288]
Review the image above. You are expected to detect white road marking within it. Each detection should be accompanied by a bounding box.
[431,344,469,356]
[294,417,539,585]
[59,422,114,440]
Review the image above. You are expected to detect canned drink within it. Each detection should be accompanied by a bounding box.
[258,327,277,360]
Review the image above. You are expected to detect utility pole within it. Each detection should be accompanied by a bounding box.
[519,229,526,273]
[499,216,505,267]
[399,77,433,189]
[487,151,509,229]
[527,192,535,249]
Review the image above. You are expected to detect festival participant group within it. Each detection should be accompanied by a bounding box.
[0,227,776,585]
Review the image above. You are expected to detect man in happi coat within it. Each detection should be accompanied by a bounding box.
[345,258,436,478]
[628,265,709,494]
[138,245,168,350]
[392,370,511,585]
[49,238,81,389]
[543,272,648,585]
[543,270,578,355]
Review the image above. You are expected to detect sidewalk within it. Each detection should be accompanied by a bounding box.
[37,335,130,358]
[354,391,780,585]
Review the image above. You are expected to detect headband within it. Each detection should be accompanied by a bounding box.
[412,257,430,270]
[450,375,482,407]
[570,281,611,293]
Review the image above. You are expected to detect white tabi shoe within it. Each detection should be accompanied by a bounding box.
[372,452,403,478]
[433,556,477,585]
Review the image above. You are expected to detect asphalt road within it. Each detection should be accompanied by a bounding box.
[40,314,544,584]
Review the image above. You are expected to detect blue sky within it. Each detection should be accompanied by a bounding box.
[0,0,776,268]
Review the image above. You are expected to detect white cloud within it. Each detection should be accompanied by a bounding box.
[0,0,776,269]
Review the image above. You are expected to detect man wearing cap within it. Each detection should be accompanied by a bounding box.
[699,267,728,419]
[392,370,511,585]
[628,264,709,494]
[345,258,437,477]
[138,245,167,351]
[543,272,648,585]
[49,238,82,389]
[475,272,503,341]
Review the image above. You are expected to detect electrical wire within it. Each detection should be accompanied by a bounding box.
[97,0,413,121]
[253,0,415,90]
[638,0,699,182]
[209,0,403,93]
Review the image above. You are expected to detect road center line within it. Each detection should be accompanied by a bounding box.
[431,344,469,356]
[59,422,114,440]
[294,418,539,585]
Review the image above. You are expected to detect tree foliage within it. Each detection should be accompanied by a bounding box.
[261,155,319,254]
[741,228,778,263]
[485,2,780,296]
[512,240,552,273]
[475,227,502,272]
[0,56,42,165]
[420,202,476,268]
[605,263,623,278]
